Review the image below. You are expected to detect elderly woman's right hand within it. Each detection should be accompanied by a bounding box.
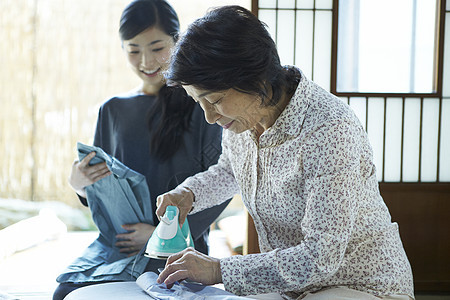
[156,186,194,226]
[68,151,112,198]
[157,247,222,288]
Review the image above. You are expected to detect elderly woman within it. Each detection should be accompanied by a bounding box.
[156,5,414,300]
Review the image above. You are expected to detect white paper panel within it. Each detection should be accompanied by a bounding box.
[277,10,295,65]
[295,10,314,78]
[367,98,385,181]
[349,97,367,131]
[403,98,421,182]
[258,9,276,41]
[440,99,450,181]
[384,98,403,182]
[339,96,349,105]
[443,13,450,97]
[278,0,295,9]
[335,0,360,93]
[337,0,437,93]
[259,0,276,8]
[314,0,333,9]
[413,0,437,92]
[420,98,440,181]
[313,10,332,90]
[296,0,314,9]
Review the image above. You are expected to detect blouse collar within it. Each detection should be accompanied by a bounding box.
[256,68,311,147]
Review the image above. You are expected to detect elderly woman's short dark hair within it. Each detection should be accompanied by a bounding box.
[166,5,300,106]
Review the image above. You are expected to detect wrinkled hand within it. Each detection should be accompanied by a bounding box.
[157,247,222,288]
[116,223,155,256]
[68,151,111,198]
[156,186,194,226]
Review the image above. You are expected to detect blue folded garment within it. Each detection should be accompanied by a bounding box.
[56,142,154,283]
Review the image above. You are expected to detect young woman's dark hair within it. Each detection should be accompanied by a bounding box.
[166,5,300,106]
[119,0,195,160]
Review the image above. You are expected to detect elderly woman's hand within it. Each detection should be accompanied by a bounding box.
[156,186,194,226]
[157,248,222,288]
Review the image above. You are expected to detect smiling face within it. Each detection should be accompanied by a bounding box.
[122,27,175,95]
[183,85,276,135]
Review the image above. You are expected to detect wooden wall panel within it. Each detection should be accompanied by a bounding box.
[380,183,450,291]
[244,183,450,291]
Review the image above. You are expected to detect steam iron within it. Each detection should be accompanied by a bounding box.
[145,206,193,259]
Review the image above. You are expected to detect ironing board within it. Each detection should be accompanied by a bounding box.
[64,272,251,300]
[64,282,148,300]
[64,281,283,300]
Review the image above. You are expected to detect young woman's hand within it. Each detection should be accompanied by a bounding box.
[156,186,194,226]
[68,151,112,198]
[157,247,222,288]
[115,223,156,256]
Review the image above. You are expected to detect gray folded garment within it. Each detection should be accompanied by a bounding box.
[136,271,249,300]
[77,142,154,244]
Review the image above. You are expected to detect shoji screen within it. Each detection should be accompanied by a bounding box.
[259,0,333,89]
[257,0,450,183]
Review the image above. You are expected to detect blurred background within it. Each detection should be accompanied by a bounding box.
[0,0,249,231]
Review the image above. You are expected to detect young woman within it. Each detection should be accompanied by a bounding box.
[52,1,229,299]
[155,5,414,300]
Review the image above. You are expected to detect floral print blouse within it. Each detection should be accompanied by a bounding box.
[181,69,414,299]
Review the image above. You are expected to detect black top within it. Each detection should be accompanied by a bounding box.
[91,91,229,254]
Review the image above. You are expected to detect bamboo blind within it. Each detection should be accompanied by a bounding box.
[0,0,139,205]
[0,0,250,206]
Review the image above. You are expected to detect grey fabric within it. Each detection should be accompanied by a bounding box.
[136,272,250,299]
[79,142,154,244]
[56,143,157,283]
